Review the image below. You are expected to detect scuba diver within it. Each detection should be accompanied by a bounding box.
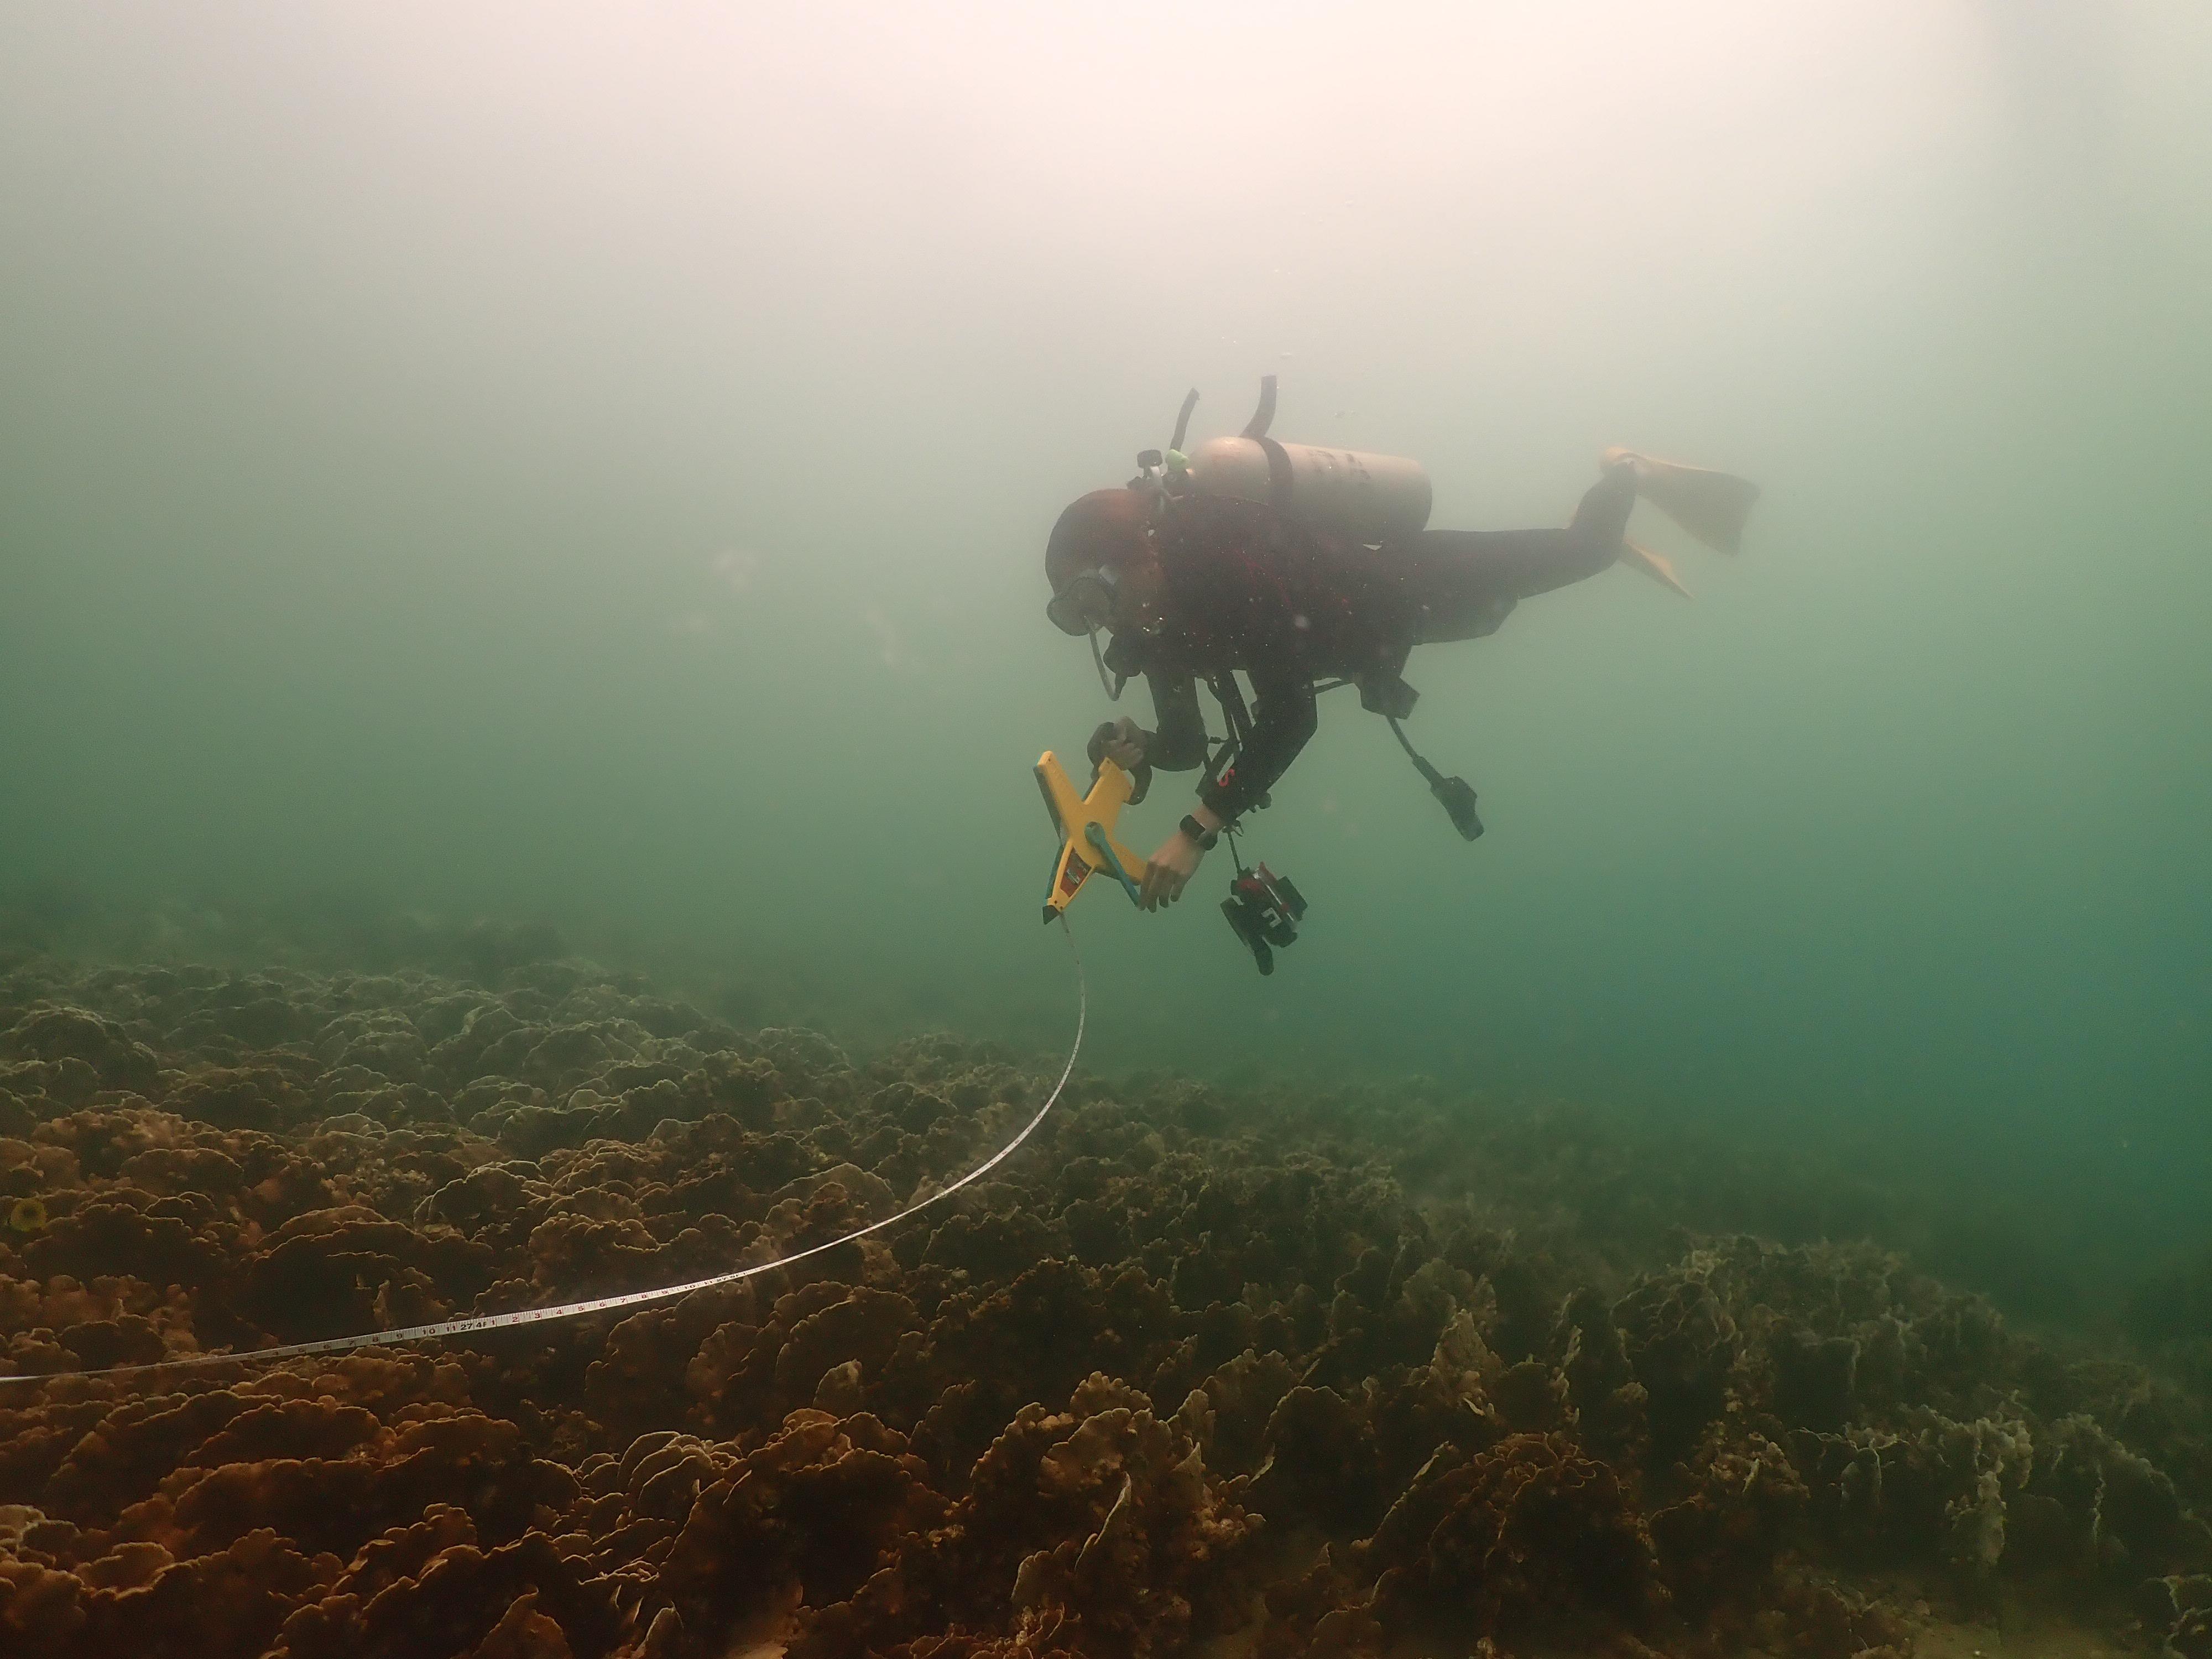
[1043,380,1757,933]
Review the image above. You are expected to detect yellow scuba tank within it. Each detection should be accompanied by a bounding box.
[1154,377,1433,545]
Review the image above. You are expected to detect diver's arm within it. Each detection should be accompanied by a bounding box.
[1145,672,1208,770]
[1198,667,1318,824]
[1138,669,1314,911]
[1087,671,1206,780]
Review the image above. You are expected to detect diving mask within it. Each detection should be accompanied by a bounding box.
[1046,565,1120,637]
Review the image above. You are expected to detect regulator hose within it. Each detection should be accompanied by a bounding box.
[0,922,1088,1390]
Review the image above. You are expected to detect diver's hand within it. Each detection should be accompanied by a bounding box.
[1140,828,1205,911]
[1088,717,1149,775]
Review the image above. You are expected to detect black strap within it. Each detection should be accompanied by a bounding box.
[1257,436,1295,517]
[1202,669,1260,801]
[1208,670,1254,750]
[1204,670,1247,763]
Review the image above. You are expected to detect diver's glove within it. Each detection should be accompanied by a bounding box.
[1088,717,1154,804]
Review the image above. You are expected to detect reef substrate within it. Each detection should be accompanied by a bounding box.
[1,957,2208,1659]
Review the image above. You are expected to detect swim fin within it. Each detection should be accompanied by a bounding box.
[1621,538,1692,599]
[1604,448,1760,555]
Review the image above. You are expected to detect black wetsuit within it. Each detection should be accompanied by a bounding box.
[1105,466,1637,822]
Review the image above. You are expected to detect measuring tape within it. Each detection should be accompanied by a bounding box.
[0,923,1087,1389]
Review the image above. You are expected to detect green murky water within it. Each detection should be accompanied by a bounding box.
[3,3,2207,1320]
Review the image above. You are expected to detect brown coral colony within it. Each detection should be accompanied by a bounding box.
[2,960,2209,1657]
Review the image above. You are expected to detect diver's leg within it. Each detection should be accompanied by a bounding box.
[1406,463,1638,643]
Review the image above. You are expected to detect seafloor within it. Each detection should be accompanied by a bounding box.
[1,953,2207,1658]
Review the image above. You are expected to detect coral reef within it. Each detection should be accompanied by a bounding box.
[2,955,2209,1657]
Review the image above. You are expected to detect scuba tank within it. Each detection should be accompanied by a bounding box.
[1159,375,1432,546]
[1179,436,1432,544]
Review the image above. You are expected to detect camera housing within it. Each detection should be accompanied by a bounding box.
[1220,862,1308,975]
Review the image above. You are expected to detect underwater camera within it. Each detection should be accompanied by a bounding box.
[1221,862,1307,976]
